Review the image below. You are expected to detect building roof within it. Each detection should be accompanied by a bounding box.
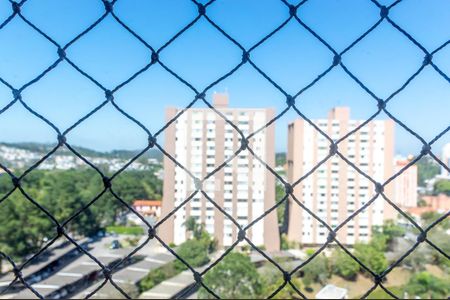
[394,153,416,165]
[133,200,161,207]
[315,284,348,299]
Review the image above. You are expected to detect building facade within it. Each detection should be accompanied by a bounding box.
[407,193,450,220]
[287,107,395,245]
[160,93,280,251]
[393,156,418,208]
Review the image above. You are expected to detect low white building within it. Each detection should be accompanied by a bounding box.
[316,284,348,299]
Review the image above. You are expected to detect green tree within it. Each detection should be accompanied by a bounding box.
[421,211,449,229]
[301,253,330,287]
[331,250,360,280]
[185,216,202,240]
[371,220,405,252]
[174,239,210,271]
[265,277,304,299]
[276,183,286,230]
[41,170,104,237]
[405,272,449,299]
[381,220,405,243]
[198,252,262,299]
[416,157,440,186]
[402,245,429,272]
[280,234,300,250]
[0,191,54,259]
[0,168,163,261]
[434,179,450,195]
[369,232,387,252]
[428,230,450,270]
[417,198,427,207]
[275,153,286,167]
[184,217,217,252]
[354,243,388,275]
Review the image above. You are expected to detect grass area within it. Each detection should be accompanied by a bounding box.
[330,274,373,298]
[106,225,144,235]
[425,264,445,277]
[365,286,404,299]
[384,267,411,286]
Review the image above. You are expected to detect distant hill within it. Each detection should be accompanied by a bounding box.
[0,142,163,161]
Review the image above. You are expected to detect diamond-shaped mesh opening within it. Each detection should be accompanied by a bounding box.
[20,63,107,130]
[250,20,333,94]
[64,18,151,88]
[22,0,104,46]
[159,18,243,89]
[0,17,58,87]
[0,0,449,299]
[342,22,425,98]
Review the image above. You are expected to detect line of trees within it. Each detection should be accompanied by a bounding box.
[0,169,161,261]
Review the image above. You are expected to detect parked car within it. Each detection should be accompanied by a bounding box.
[110,240,120,249]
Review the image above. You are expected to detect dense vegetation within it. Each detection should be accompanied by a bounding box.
[139,217,216,292]
[0,169,161,259]
[416,156,440,186]
[433,179,450,195]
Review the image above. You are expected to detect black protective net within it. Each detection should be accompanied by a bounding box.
[0,0,449,299]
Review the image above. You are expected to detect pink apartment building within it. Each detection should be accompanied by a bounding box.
[160,93,280,251]
[287,107,396,245]
[393,156,418,208]
[407,193,450,219]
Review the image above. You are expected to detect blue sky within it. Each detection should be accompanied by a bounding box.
[0,0,449,155]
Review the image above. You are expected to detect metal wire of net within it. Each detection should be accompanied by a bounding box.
[0,0,448,299]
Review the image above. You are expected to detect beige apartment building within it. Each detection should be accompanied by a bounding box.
[287,107,396,245]
[393,156,418,208]
[160,93,280,251]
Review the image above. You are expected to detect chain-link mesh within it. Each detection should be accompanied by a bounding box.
[0,0,449,299]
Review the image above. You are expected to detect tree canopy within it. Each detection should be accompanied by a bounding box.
[434,179,450,195]
[0,169,161,259]
[198,252,263,299]
[301,253,330,287]
[354,243,388,275]
[405,272,449,299]
[416,157,440,186]
[331,250,360,280]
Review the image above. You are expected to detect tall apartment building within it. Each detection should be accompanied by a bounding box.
[287,107,395,245]
[393,156,417,208]
[160,93,280,251]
